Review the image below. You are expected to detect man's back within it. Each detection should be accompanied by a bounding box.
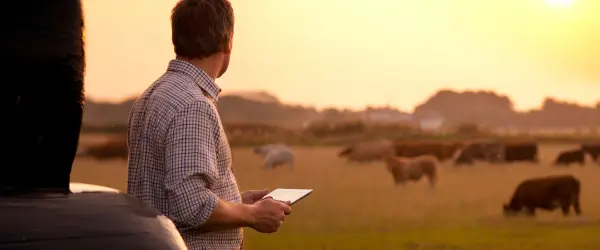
[127,59,243,249]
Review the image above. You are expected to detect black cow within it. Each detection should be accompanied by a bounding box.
[503,175,581,217]
[504,142,538,163]
[554,149,585,166]
[453,140,503,165]
[581,143,600,162]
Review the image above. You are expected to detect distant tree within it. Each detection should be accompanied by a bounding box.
[413,89,518,127]
[454,122,483,136]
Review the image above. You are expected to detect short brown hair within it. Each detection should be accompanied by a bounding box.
[171,0,234,59]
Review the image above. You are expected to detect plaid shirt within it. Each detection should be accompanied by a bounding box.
[127,59,243,250]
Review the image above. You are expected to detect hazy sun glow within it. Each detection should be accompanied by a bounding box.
[82,0,600,112]
[546,0,574,8]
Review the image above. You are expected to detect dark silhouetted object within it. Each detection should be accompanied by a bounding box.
[393,141,463,162]
[0,1,187,249]
[580,143,600,162]
[554,149,585,166]
[503,142,538,163]
[453,140,503,165]
[503,175,581,217]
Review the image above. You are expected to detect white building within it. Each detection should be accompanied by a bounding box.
[362,107,413,124]
[419,116,444,131]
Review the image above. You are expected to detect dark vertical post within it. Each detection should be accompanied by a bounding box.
[1,0,85,192]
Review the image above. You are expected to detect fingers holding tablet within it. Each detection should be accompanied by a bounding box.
[250,198,292,233]
[249,188,311,234]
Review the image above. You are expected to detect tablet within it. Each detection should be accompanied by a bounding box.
[264,188,313,205]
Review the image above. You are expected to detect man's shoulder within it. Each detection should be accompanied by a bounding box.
[136,73,213,113]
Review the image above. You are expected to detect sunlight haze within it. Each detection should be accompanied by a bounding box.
[83,0,600,111]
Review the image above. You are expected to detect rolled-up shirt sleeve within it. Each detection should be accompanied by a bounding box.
[164,100,220,230]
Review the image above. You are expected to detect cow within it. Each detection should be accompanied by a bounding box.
[554,149,585,166]
[338,139,394,163]
[382,154,438,187]
[503,142,539,163]
[393,141,463,162]
[253,144,295,169]
[502,175,581,217]
[453,140,504,165]
[581,143,600,162]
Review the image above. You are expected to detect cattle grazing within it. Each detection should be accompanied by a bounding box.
[383,154,438,187]
[503,175,581,217]
[338,139,394,163]
[554,149,585,166]
[503,142,539,163]
[392,141,463,162]
[254,144,295,169]
[581,143,600,162]
[453,140,504,165]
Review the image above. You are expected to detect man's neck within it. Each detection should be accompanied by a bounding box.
[175,56,218,81]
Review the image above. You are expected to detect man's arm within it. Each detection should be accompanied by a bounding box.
[164,100,254,232]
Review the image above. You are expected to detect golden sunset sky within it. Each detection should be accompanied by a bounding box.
[83,0,599,111]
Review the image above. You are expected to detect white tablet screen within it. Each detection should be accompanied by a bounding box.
[265,188,313,205]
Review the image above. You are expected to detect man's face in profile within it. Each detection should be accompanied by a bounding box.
[217,39,233,78]
[218,53,230,78]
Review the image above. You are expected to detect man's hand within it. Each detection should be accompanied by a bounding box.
[241,189,271,204]
[247,197,292,233]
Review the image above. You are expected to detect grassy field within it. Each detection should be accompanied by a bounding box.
[72,143,600,250]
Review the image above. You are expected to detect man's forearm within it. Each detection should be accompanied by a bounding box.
[198,199,255,232]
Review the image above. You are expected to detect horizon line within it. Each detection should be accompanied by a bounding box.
[84,88,600,113]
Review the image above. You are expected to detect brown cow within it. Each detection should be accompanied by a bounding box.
[383,154,438,187]
[454,140,504,165]
[338,139,394,163]
[393,141,462,162]
[503,175,581,217]
[554,149,585,166]
[581,143,600,162]
[503,141,539,163]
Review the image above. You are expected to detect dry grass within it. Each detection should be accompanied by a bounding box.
[71,144,600,250]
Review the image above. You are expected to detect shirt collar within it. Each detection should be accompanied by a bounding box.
[166,59,222,101]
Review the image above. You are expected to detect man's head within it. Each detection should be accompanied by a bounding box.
[171,0,235,79]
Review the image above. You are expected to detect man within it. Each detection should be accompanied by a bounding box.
[126,0,292,249]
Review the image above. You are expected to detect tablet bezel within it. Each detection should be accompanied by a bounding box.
[264,188,313,205]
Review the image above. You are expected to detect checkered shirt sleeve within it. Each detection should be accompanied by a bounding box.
[164,100,220,230]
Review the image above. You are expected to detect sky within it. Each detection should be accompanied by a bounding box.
[83,0,600,112]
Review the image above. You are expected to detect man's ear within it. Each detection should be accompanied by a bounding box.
[223,39,233,53]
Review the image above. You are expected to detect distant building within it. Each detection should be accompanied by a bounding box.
[419,116,444,131]
[362,107,413,124]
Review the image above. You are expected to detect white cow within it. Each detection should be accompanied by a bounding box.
[253,144,295,169]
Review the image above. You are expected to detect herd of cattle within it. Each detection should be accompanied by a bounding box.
[77,137,597,217]
[245,140,588,217]
[77,137,600,167]
[337,139,600,166]
[335,138,592,217]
